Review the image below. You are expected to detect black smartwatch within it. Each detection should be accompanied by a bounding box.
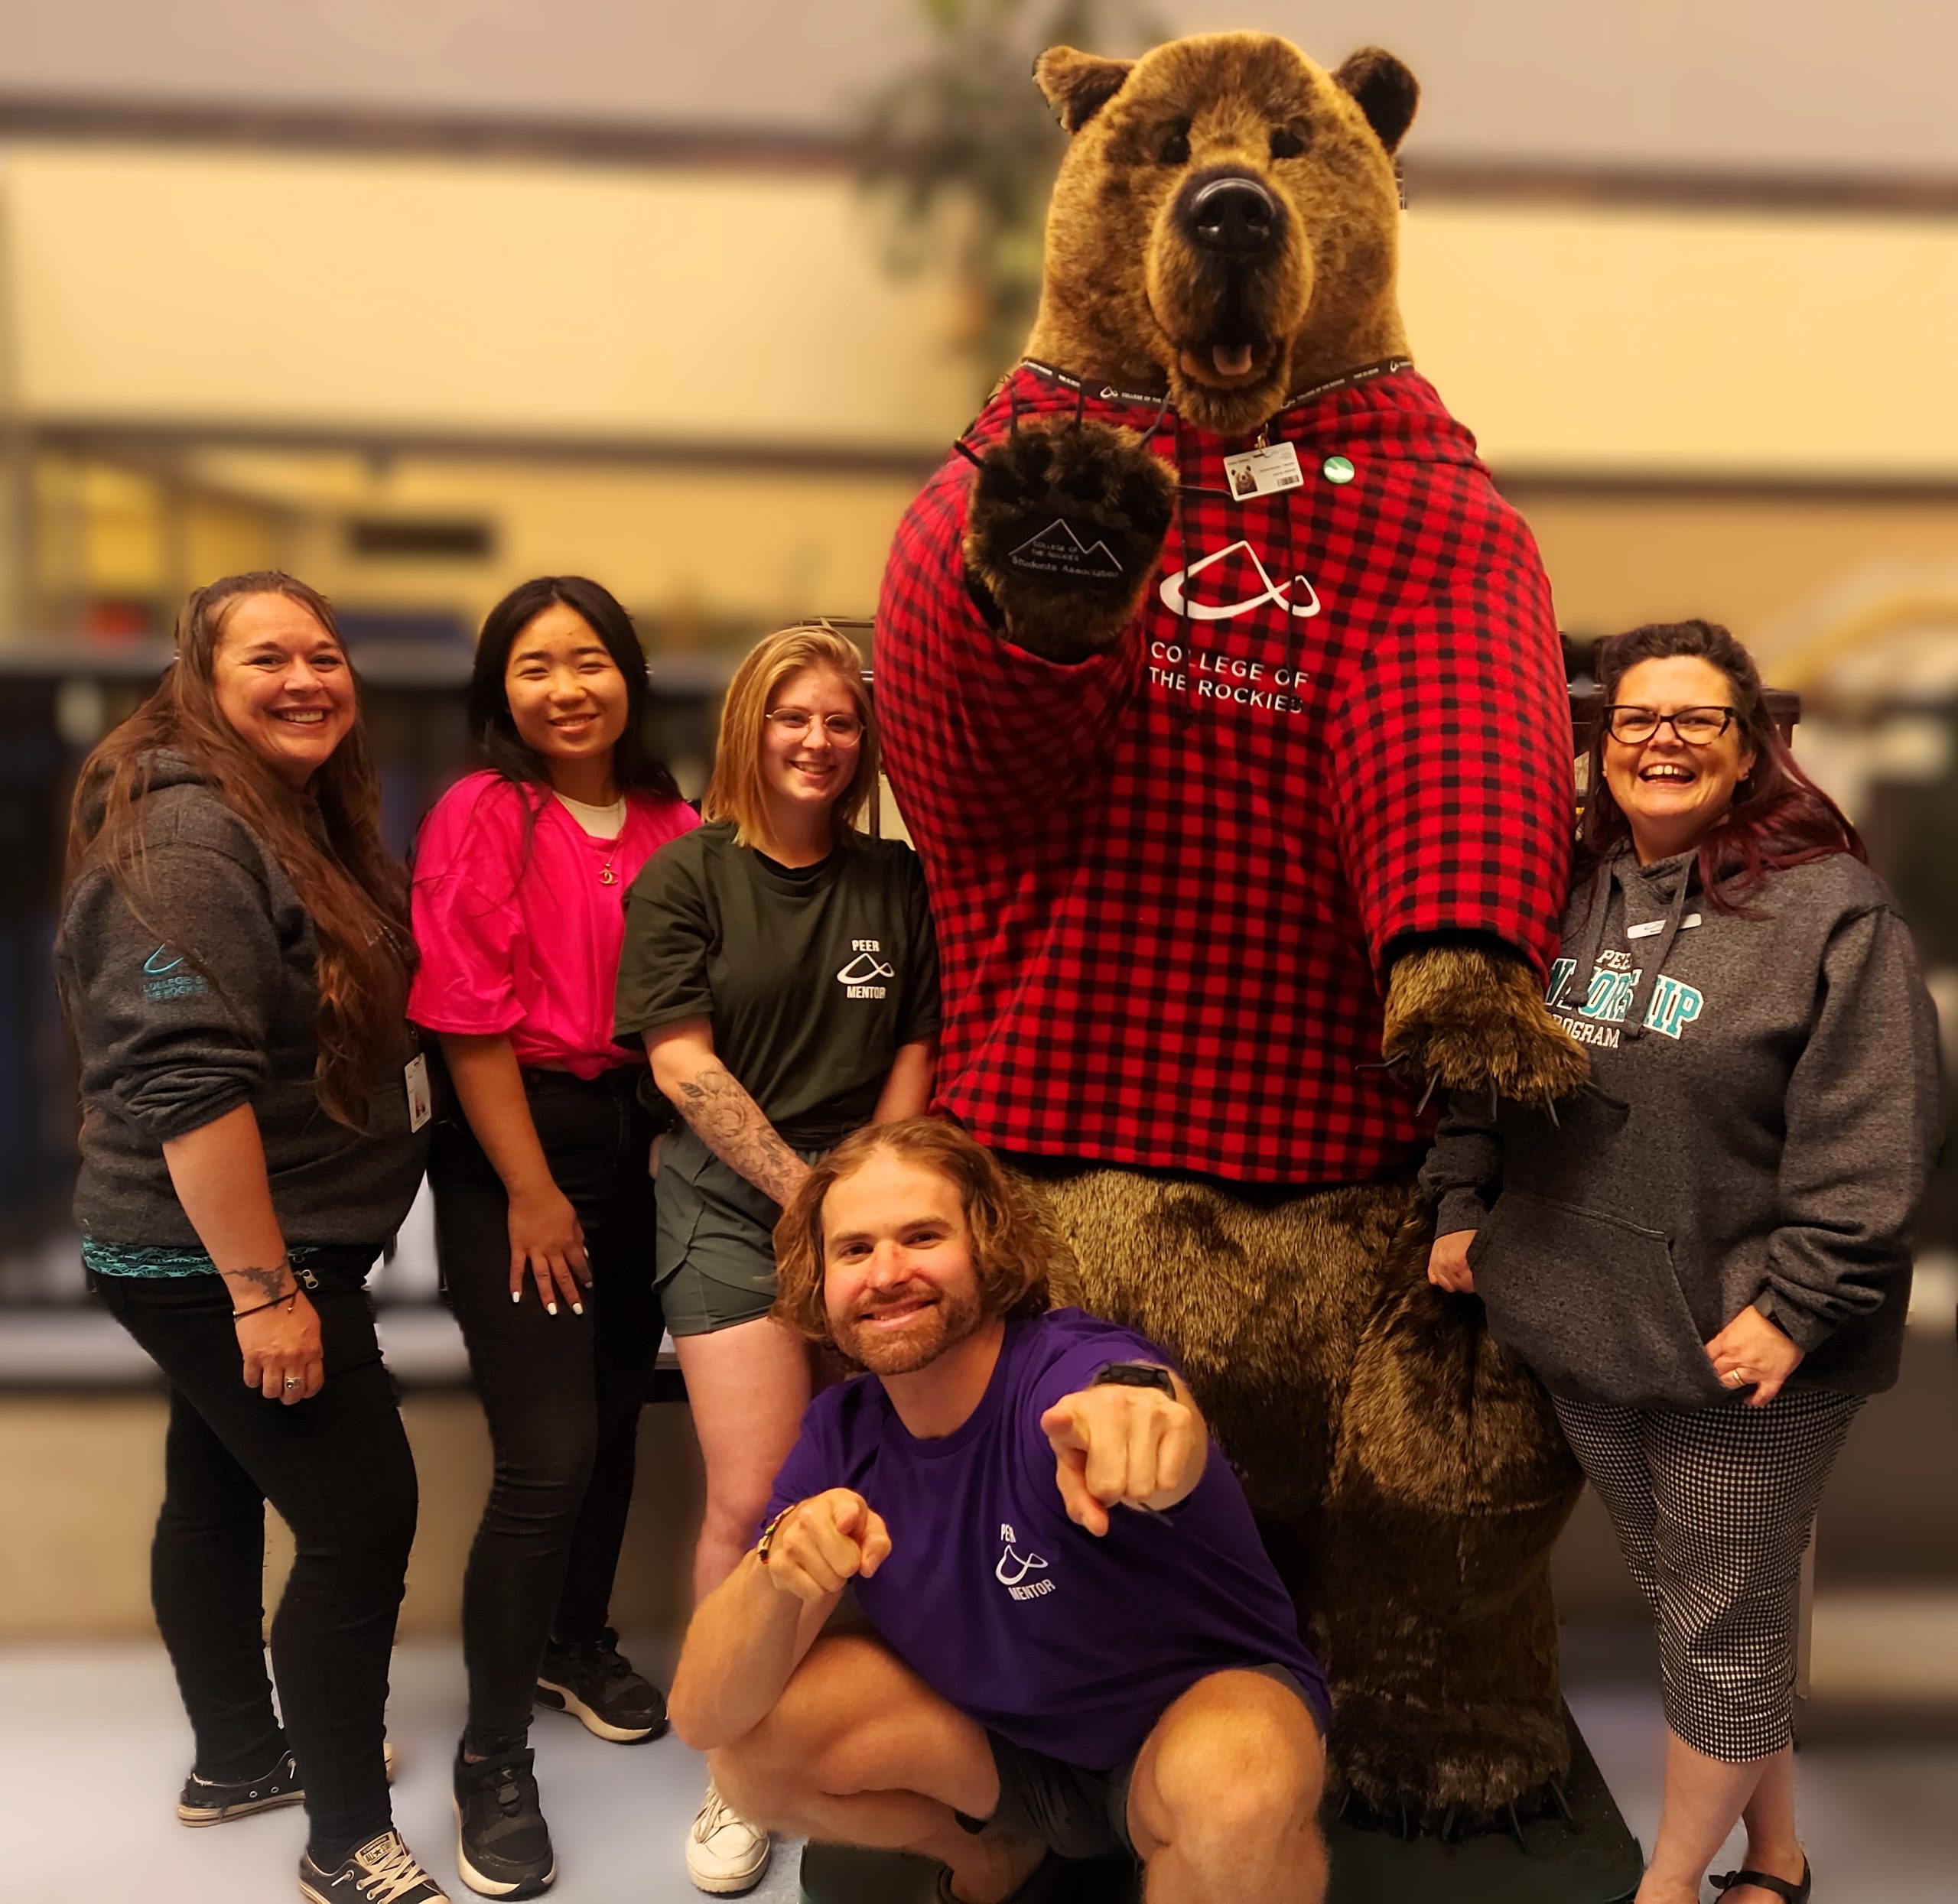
[1091,1360,1176,1398]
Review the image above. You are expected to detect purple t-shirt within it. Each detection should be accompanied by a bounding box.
[763,1308,1330,1771]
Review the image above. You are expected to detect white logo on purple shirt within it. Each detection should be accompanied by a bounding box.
[995,1522,1053,1600]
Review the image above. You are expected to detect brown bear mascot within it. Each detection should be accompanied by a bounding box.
[877,31,1588,1828]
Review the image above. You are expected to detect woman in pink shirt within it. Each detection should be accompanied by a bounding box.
[409,576,696,1899]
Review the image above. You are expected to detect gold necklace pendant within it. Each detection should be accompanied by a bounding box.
[599,863,616,885]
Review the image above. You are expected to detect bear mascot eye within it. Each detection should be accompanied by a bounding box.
[1158,122,1191,164]
[1269,125,1306,160]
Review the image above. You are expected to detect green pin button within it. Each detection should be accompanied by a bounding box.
[1322,455,1355,485]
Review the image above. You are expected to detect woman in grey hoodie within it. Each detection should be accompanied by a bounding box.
[1422,620,1937,1904]
[58,573,446,1904]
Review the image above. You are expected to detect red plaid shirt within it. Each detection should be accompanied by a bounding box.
[877,360,1572,1184]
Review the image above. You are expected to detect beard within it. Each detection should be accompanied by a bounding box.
[831,1281,985,1376]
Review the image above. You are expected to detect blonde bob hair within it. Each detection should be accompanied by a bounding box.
[772,1117,1060,1354]
[703,625,879,847]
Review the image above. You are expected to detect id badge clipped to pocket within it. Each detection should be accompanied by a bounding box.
[404,1052,434,1132]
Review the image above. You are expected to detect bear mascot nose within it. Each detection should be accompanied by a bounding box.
[1182,175,1281,257]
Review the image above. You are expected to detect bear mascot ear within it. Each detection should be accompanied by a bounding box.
[1033,46,1135,134]
[1333,47,1420,155]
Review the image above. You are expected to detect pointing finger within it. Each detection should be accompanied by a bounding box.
[1054,1447,1109,1535]
[1040,1402,1085,1450]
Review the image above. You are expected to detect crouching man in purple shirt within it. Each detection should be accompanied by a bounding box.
[667,1117,1330,1903]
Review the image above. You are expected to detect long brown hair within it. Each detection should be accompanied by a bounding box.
[772,1117,1059,1352]
[702,625,878,847]
[1577,618,1862,911]
[63,572,413,1127]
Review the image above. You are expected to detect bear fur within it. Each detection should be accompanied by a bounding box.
[876,31,1587,1822]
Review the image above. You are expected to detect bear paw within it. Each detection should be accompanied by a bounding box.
[1381,942,1588,1110]
[962,415,1176,663]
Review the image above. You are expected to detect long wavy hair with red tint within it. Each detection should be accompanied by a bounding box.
[1576,618,1862,911]
[63,572,413,1128]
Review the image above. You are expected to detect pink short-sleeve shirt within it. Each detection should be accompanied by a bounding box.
[409,772,698,1077]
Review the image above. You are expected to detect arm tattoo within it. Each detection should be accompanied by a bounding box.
[677,1067,808,1207]
[220,1259,296,1304]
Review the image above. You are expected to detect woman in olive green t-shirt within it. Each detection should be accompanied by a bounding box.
[613,625,938,1893]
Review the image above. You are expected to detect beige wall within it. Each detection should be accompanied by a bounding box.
[6,144,1956,668]
[1511,486,1958,672]
[8,144,1958,478]
[1402,203,1958,482]
[3,145,976,451]
[0,1394,699,1642]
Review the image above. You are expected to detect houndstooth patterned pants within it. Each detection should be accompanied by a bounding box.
[1555,1388,1863,1763]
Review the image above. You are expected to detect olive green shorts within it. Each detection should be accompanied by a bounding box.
[653,1126,827,1337]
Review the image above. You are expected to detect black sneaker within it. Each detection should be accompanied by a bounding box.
[299,1830,450,1903]
[454,1748,556,1899]
[178,1737,397,1828]
[535,1628,668,1743]
[177,1743,302,1826]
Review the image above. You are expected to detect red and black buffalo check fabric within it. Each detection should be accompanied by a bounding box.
[877,360,1573,1184]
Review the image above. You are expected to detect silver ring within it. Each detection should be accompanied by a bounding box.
[283,1376,300,1389]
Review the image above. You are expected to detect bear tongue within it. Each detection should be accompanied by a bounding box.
[1212,343,1255,378]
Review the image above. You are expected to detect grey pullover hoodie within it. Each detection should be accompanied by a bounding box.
[1421,849,1939,1409]
[57,750,427,1254]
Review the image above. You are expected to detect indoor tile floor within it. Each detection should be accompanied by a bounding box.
[5,1636,1952,1902]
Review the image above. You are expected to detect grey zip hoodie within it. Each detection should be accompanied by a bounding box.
[1421,849,1939,1409]
[57,750,428,1253]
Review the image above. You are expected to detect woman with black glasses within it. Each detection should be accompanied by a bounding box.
[1422,620,1939,1904]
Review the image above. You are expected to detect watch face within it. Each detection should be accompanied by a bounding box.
[1094,1361,1176,1396]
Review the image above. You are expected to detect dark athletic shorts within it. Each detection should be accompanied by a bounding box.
[653,1125,827,1337]
[953,1662,1322,1861]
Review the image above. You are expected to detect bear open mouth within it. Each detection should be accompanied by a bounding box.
[1176,339,1270,387]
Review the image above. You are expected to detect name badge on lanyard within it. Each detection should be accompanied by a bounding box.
[1221,441,1303,500]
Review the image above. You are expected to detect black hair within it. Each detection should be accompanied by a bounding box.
[468,575,681,803]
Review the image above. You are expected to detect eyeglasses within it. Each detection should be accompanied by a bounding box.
[765,709,864,742]
[1604,705,1736,746]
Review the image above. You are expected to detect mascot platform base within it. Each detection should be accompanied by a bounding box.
[797,1708,1641,1904]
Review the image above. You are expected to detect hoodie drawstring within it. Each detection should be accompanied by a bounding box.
[1621,868,1693,1044]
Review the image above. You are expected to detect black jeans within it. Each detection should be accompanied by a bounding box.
[429,1067,664,1756]
[94,1248,416,1861]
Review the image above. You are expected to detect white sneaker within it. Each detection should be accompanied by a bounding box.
[685,1782,771,1895]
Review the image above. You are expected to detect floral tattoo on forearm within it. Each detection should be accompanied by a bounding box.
[677,1067,810,1207]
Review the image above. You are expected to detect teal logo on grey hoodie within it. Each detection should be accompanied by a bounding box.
[141,944,209,1002]
[1547,953,1703,1044]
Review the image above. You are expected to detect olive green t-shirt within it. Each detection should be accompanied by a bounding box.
[614,822,941,1147]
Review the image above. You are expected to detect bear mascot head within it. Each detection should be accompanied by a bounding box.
[1029,36,1416,437]
[876,30,1588,1826]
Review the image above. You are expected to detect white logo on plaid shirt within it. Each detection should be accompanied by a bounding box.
[1159,541,1322,622]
